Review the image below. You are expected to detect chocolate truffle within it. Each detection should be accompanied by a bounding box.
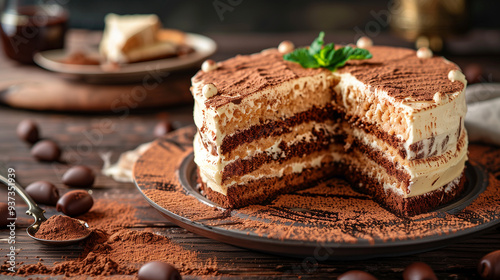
[478,250,500,280]
[403,262,437,280]
[0,202,15,228]
[464,63,483,84]
[62,165,95,188]
[56,190,94,217]
[138,261,181,280]
[17,119,39,144]
[338,270,377,280]
[25,181,60,206]
[154,120,174,137]
[31,140,61,162]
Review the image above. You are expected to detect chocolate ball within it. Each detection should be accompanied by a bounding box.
[17,120,39,144]
[478,250,500,280]
[338,270,377,280]
[154,120,174,138]
[138,261,181,280]
[56,190,94,217]
[0,202,15,228]
[464,64,483,84]
[403,262,437,280]
[62,166,95,188]
[25,181,60,206]
[31,140,61,162]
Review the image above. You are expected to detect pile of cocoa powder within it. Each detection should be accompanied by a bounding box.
[34,215,90,241]
[4,198,218,277]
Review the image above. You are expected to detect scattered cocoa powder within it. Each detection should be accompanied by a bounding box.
[78,198,140,233]
[34,215,90,241]
[6,198,218,277]
[4,126,499,278]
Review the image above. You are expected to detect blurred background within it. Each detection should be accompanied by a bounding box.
[65,0,500,52]
[68,0,499,33]
[64,0,500,71]
[1,0,498,110]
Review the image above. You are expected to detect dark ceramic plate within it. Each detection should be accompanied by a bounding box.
[133,126,499,260]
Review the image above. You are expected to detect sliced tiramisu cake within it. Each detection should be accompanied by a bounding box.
[191,33,468,216]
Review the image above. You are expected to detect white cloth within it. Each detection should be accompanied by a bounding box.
[465,83,500,146]
[100,142,152,183]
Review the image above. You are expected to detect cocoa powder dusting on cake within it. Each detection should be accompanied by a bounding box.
[10,198,218,277]
[193,49,327,108]
[193,46,465,108]
[34,215,90,241]
[339,46,464,101]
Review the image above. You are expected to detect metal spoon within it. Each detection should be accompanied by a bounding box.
[0,163,90,246]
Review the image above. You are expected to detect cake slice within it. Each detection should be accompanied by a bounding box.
[191,35,468,216]
[99,14,179,63]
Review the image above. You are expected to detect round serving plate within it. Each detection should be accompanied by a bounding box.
[133,126,499,260]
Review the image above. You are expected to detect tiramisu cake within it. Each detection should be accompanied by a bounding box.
[191,33,468,216]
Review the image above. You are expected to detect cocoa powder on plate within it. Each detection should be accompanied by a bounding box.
[140,141,500,246]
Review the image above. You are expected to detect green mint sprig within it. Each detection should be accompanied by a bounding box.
[283,32,372,71]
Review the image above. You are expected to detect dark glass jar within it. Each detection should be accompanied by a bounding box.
[0,0,68,64]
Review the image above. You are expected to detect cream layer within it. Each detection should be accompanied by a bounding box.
[195,118,467,198]
[350,123,468,197]
[333,72,467,160]
[193,73,334,151]
[222,121,339,162]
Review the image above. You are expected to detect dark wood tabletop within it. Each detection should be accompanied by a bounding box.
[1,30,500,279]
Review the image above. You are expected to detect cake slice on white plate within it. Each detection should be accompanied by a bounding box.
[99,13,181,64]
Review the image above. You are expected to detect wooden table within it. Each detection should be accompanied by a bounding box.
[1,31,500,279]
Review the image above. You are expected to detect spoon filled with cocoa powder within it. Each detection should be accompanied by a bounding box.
[0,163,91,246]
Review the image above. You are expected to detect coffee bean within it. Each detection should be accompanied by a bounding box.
[17,120,39,144]
[62,166,95,188]
[31,140,61,162]
[56,190,94,217]
[138,261,181,280]
[403,262,437,280]
[338,270,377,280]
[0,202,15,228]
[464,63,483,84]
[154,120,174,138]
[25,181,60,206]
[478,250,500,280]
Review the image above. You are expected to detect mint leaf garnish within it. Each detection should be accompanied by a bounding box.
[285,48,320,68]
[308,31,325,56]
[284,32,373,72]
